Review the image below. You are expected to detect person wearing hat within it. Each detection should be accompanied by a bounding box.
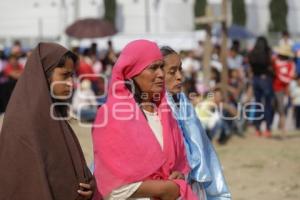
[272,44,295,135]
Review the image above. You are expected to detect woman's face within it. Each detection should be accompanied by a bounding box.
[50,58,75,100]
[163,53,183,95]
[230,69,239,79]
[133,60,165,100]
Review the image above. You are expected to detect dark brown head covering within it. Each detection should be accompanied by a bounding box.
[0,42,92,200]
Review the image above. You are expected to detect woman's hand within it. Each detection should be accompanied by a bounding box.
[77,178,95,200]
[160,180,180,200]
[130,180,180,200]
[168,171,185,180]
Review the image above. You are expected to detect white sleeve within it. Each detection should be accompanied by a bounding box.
[104,182,143,200]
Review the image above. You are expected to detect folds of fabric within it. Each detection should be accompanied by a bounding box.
[167,92,231,200]
[92,40,198,199]
[0,43,92,200]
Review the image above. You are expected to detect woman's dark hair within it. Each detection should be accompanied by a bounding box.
[56,51,78,67]
[46,51,78,79]
[252,36,271,53]
[125,79,143,105]
[124,79,150,120]
[160,46,177,57]
[248,36,271,68]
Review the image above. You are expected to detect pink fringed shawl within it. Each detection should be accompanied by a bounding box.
[92,40,198,200]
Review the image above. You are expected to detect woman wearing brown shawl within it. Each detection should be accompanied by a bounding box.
[0,43,94,200]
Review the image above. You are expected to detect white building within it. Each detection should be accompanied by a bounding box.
[0,0,194,41]
[115,0,194,34]
[1,0,300,48]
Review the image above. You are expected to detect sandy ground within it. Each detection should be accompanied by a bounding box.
[215,130,300,200]
[1,115,300,200]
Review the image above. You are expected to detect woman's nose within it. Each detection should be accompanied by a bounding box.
[176,70,183,81]
[66,77,74,88]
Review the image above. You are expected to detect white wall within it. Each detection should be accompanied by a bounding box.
[2,0,300,47]
[0,0,195,46]
[0,0,103,40]
[287,0,300,35]
[246,0,271,35]
[115,0,195,34]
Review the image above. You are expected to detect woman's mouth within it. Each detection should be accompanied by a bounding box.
[155,82,164,86]
[175,83,182,89]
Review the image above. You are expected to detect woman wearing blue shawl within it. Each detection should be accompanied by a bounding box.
[161,46,231,200]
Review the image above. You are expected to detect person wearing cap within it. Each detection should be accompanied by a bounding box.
[272,44,295,135]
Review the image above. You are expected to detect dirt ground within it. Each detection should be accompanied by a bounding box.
[214,129,300,200]
[69,120,300,200]
[1,115,300,200]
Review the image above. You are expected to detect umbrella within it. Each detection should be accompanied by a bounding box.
[65,18,117,39]
[292,42,300,52]
[214,24,255,40]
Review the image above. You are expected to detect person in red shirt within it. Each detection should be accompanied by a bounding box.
[77,51,96,82]
[1,55,24,112]
[272,45,295,135]
[76,49,100,94]
[4,54,23,80]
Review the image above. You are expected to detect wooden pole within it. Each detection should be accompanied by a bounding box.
[220,0,229,101]
[201,5,214,88]
[195,4,226,92]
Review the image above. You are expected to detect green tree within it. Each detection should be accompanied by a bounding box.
[269,0,288,32]
[232,0,246,26]
[104,0,116,25]
[194,0,207,29]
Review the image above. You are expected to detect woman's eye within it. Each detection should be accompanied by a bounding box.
[63,73,71,79]
[150,65,158,71]
[169,70,176,75]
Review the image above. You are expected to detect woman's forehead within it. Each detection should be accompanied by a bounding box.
[63,59,75,69]
[55,65,74,73]
[151,59,164,65]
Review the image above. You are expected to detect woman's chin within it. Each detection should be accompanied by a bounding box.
[152,87,164,93]
[170,88,182,94]
[53,94,72,101]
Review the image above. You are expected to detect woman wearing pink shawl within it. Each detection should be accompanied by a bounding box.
[92,40,199,200]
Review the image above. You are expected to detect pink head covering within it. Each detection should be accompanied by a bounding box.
[92,40,198,199]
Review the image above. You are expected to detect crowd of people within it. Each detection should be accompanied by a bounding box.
[0,40,231,200]
[1,32,300,142]
[1,31,300,199]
